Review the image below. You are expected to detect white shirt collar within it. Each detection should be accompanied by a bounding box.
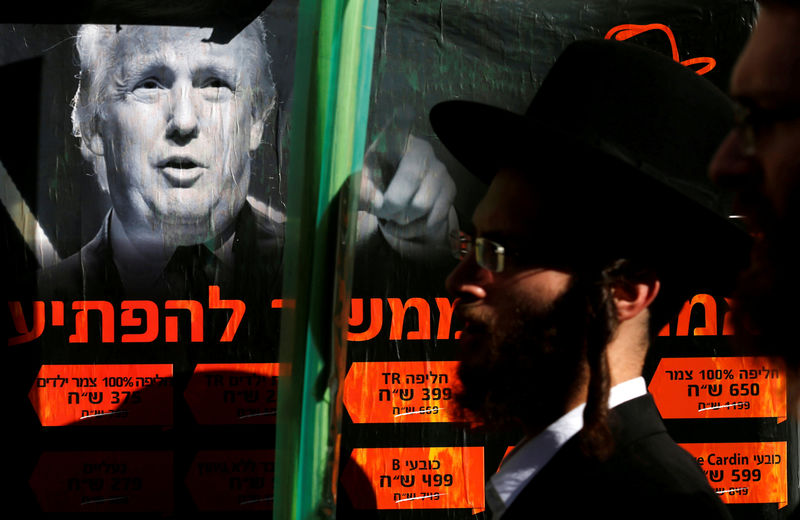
[485,377,647,519]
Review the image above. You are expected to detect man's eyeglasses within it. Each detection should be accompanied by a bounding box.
[733,101,800,157]
[449,230,507,273]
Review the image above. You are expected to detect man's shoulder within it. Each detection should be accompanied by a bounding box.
[603,396,712,484]
[504,394,731,519]
[37,250,83,292]
[597,394,731,518]
[36,221,119,300]
[240,197,284,242]
[220,199,284,297]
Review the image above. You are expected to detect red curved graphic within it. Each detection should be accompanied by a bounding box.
[605,23,716,75]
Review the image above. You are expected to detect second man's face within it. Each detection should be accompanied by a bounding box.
[446,169,587,430]
[709,4,800,389]
[97,25,264,245]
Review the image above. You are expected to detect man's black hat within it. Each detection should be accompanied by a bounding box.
[430,39,750,305]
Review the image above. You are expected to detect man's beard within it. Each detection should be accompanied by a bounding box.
[454,280,591,432]
[733,214,800,373]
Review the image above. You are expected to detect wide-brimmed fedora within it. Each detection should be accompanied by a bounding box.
[430,39,750,308]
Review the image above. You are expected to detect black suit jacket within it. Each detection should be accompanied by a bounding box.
[500,394,732,520]
[37,201,283,303]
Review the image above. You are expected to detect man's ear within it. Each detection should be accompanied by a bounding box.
[78,121,109,193]
[81,119,105,157]
[613,278,660,322]
[87,134,105,156]
[249,110,266,152]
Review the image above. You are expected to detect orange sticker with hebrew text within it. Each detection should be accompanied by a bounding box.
[648,357,786,422]
[680,442,788,507]
[341,446,484,513]
[185,363,279,424]
[343,361,461,423]
[29,364,173,426]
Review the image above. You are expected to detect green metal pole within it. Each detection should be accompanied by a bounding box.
[273,1,379,518]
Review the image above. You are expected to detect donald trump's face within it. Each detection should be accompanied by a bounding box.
[88,25,267,245]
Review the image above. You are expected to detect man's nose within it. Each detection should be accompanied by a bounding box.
[445,252,491,300]
[167,84,199,141]
[709,128,760,190]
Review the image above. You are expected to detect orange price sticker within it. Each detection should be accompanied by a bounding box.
[185,363,279,424]
[29,364,173,426]
[680,442,788,508]
[648,357,786,422]
[185,450,274,511]
[343,361,461,423]
[341,446,484,513]
[29,451,173,512]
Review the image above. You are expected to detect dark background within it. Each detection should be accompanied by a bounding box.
[4,0,797,518]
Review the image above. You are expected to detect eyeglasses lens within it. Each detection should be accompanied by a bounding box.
[476,238,505,273]
[450,231,506,273]
[450,230,472,260]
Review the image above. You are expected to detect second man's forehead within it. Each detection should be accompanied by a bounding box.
[472,167,595,243]
[731,6,800,106]
[472,169,543,236]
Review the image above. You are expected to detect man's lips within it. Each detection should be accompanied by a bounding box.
[459,320,490,340]
[157,156,207,186]
[730,193,772,234]
[452,299,492,340]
